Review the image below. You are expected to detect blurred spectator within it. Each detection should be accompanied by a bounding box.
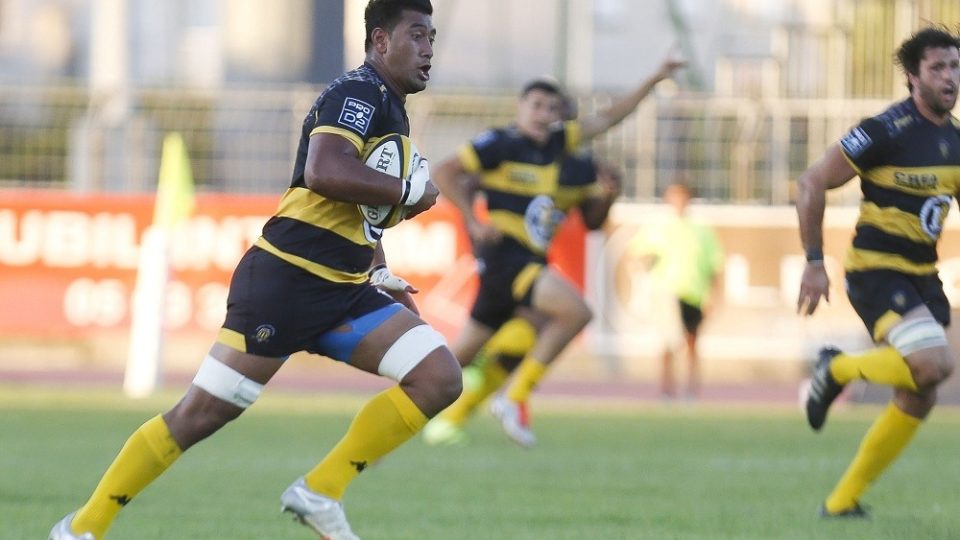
[629,179,724,399]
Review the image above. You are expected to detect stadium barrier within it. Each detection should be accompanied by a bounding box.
[6,190,960,388]
[0,84,892,205]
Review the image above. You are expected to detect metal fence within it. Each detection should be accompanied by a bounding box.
[0,83,892,205]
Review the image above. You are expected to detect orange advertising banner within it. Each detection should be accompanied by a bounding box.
[0,191,586,340]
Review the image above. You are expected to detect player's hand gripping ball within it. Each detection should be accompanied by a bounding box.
[359,133,427,228]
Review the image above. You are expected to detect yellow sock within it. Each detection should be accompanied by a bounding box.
[505,356,547,403]
[487,318,537,358]
[443,359,509,424]
[824,402,921,513]
[829,346,917,390]
[442,318,536,424]
[72,415,183,538]
[305,386,427,500]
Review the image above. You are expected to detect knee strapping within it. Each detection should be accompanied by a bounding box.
[192,355,264,408]
[378,324,447,382]
[887,317,948,357]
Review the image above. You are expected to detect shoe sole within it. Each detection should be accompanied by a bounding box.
[281,506,334,540]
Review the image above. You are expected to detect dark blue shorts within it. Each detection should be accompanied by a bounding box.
[470,237,546,330]
[845,269,950,341]
[220,246,399,360]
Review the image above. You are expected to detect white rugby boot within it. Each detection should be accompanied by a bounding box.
[489,395,536,449]
[280,477,360,540]
[48,512,96,540]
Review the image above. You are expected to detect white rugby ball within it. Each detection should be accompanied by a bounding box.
[359,133,419,228]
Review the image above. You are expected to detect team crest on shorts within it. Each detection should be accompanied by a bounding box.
[892,291,907,309]
[254,324,276,343]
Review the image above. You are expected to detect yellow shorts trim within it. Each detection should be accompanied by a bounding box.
[217,327,247,353]
[512,262,543,301]
[254,238,368,284]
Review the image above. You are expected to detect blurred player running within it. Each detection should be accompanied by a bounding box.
[432,55,683,447]
[424,148,620,446]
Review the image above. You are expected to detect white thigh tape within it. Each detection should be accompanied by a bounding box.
[378,324,447,381]
[192,355,264,408]
[887,317,948,356]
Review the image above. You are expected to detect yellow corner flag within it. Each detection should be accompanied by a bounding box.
[154,132,195,229]
[125,132,196,398]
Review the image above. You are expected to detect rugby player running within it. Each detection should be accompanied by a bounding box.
[797,27,960,518]
[49,2,457,539]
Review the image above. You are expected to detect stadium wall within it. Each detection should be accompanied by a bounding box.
[4,192,960,392]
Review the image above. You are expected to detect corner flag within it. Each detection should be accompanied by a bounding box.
[124,133,195,398]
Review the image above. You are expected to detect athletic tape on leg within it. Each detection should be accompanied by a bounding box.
[192,355,264,408]
[887,317,948,356]
[379,324,447,381]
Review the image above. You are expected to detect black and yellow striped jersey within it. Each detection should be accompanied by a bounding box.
[256,63,410,284]
[840,98,960,275]
[458,121,600,254]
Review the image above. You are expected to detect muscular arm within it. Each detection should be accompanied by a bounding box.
[432,155,477,223]
[579,163,622,230]
[795,143,858,315]
[303,133,405,206]
[578,55,685,142]
[433,154,499,243]
[796,144,858,256]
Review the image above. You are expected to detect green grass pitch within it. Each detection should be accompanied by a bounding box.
[6,386,959,539]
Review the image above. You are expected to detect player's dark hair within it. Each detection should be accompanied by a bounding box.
[896,26,960,91]
[364,0,433,52]
[520,78,563,98]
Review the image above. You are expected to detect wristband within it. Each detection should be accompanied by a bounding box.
[805,248,824,263]
[368,263,387,279]
[398,179,411,205]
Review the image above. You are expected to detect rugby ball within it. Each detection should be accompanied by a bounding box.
[359,133,420,228]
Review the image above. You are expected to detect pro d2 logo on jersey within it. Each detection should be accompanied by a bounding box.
[338,98,375,136]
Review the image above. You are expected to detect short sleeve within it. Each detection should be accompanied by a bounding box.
[312,80,384,153]
[563,121,582,153]
[838,117,892,173]
[461,129,503,173]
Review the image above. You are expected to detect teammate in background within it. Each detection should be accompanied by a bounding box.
[49,2,459,539]
[628,180,723,400]
[796,27,960,518]
[432,55,683,447]
[423,93,623,446]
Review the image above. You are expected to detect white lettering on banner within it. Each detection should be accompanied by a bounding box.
[0,209,140,268]
[167,215,265,272]
[381,221,457,274]
[62,278,229,331]
[45,211,94,267]
[90,213,140,268]
[0,209,267,271]
[0,209,41,265]
[64,278,128,327]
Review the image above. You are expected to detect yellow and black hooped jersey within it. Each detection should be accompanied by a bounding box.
[255,63,410,284]
[840,98,960,275]
[459,121,599,255]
